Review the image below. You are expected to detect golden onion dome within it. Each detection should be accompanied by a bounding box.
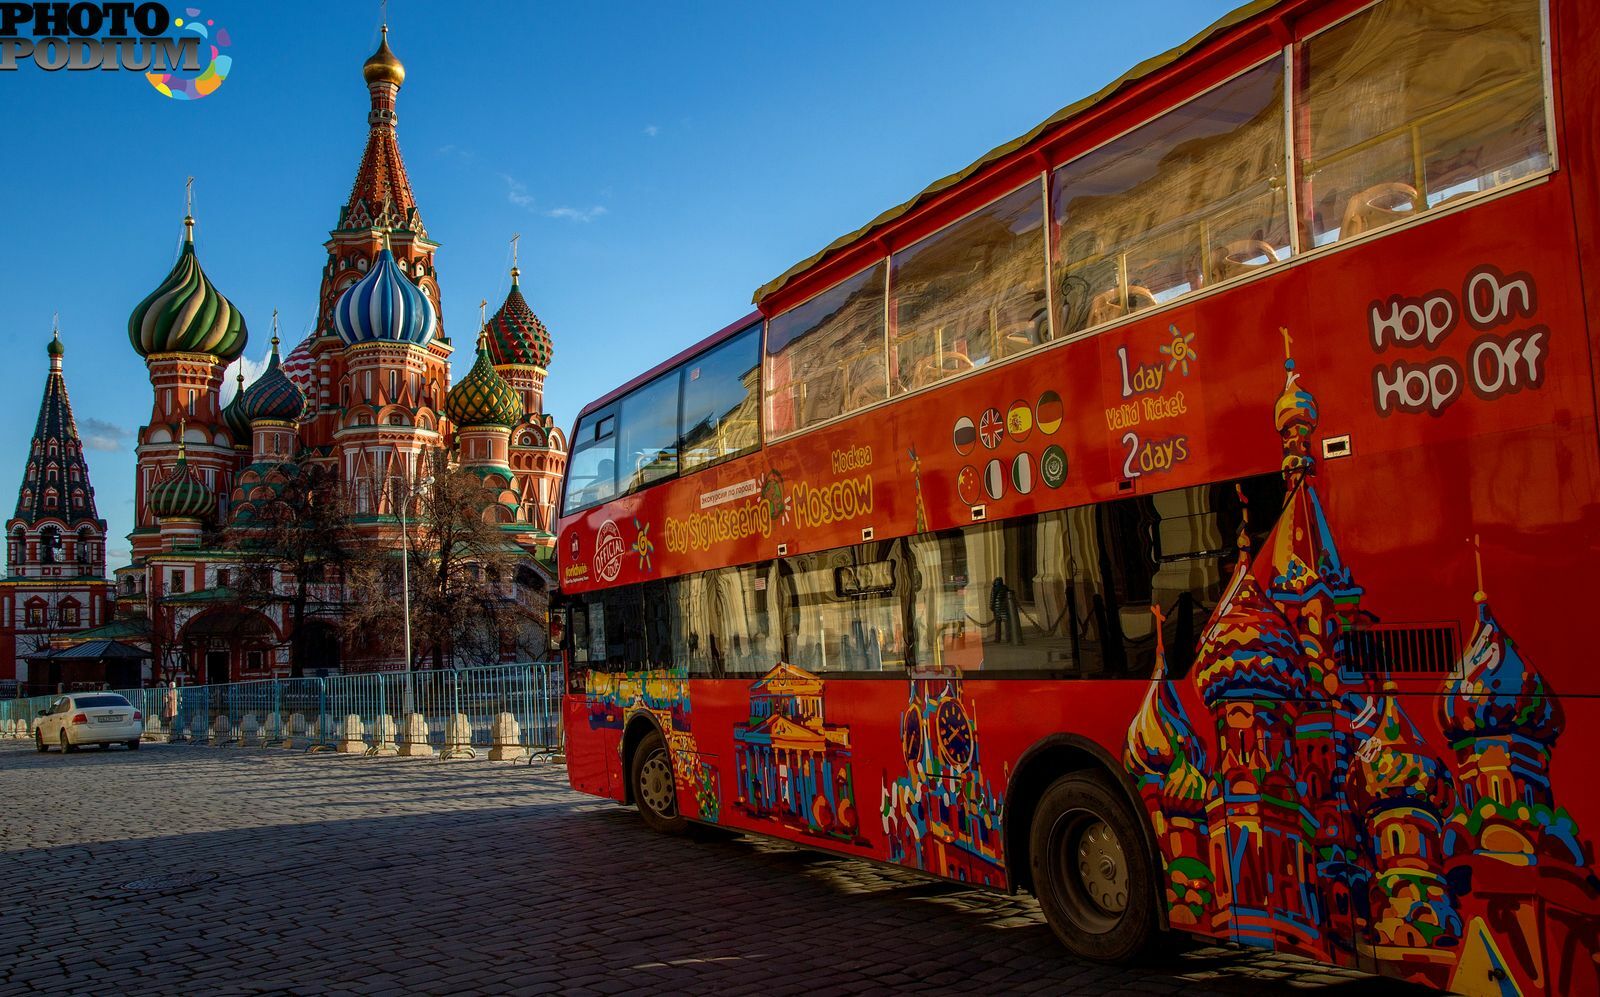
[363,26,405,87]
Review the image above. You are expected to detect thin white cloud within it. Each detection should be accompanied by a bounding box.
[499,173,535,209]
[79,417,131,454]
[545,205,608,223]
[221,354,271,404]
[438,144,475,162]
[643,124,659,138]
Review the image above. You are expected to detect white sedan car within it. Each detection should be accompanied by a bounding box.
[34,693,144,753]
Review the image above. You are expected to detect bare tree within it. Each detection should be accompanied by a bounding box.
[343,451,535,670]
[222,462,358,676]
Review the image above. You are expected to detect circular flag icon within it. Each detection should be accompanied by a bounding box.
[978,407,1005,449]
[953,416,977,456]
[1011,452,1034,495]
[1007,400,1033,442]
[984,458,1006,501]
[1037,390,1063,435]
[957,465,980,505]
[1041,445,1069,488]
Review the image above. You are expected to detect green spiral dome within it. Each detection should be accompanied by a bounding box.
[129,221,248,361]
[149,452,214,520]
[446,336,525,428]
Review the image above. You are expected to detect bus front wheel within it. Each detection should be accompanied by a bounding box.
[1029,771,1156,963]
[630,730,687,834]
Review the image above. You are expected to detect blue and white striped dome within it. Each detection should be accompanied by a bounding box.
[332,248,438,347]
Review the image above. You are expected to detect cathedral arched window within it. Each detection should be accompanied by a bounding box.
[58,599,80,627]
[39,526,59,563]
[77,527,92,564]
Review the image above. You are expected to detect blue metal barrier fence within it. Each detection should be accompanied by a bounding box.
[1,662,563,760]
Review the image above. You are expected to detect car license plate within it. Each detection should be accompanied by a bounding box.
[97,714,126,723]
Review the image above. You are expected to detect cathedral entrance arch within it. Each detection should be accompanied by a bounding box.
[180,608,278,684]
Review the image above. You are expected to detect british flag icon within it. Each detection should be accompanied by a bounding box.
[978,407,1004,449]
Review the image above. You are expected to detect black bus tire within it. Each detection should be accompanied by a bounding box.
[1029,770,1158,964]
[630,730,687,834]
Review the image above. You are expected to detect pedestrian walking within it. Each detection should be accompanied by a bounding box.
[989,577,1013,644]
[162,679,178,735]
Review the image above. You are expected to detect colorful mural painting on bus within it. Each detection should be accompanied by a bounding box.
[732,663,866,844]
[1122,330,1599,996]
[585,669,721,822]
[881,670,1007,886]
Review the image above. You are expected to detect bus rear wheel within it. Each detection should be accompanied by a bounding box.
[1029,771,1156,964]
[630,730,687,834]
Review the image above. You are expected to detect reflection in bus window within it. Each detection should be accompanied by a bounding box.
[776,543,910,675]
[908,476,1282,677]
[1298,0,1549,247]
[678,562,777,677]
[1052,56,1289,337]
[617,372,679,494]
[680,323,762,473]
[562,408,617,515]
[890,180,1048,396]
[765,261,887,437]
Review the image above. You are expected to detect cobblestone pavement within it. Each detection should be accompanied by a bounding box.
[0,742,1433,996]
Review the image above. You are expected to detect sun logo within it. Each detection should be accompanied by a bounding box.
[1160,324,1198,376]
[631,518,655,572]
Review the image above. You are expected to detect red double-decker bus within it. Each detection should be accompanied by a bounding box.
[556,0,1600,992]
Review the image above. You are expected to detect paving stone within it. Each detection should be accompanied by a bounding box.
[0,741,1433,995]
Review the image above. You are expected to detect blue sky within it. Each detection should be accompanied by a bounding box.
[0,0,1238,564]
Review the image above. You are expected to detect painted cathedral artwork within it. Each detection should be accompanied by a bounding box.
[585,668,721,822]
[1122,342,1600,996]
[881,672,1006,886]
[732,663,865,843]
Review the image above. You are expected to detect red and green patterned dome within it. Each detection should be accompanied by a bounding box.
[446,334,525,428]
[129,218,248,361]
[149,449,213,520]
[483,267,553,368]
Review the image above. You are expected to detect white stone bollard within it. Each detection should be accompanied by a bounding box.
[441,713,476,760]
[241,714,261,746]
[285,712,307,749]
[370,714,399,756]
[488,712,525,762]
[336,714,367,754]
[191,712,212,744]
[212,716,233,745]
[397,713,433,757]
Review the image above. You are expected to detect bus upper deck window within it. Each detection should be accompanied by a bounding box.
[1297,0,1549,247]
[889,179,1048,397]
[764,260,887,437]
[1051,56,1289,337]
[563,408,618,516]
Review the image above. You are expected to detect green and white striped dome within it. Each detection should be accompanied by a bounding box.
[149,451,214,520]
[128,218,248,361]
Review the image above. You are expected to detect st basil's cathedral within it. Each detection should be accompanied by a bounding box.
[2,27,568,688]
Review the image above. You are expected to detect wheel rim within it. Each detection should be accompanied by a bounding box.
[1052,809,1129,932]
[638,749,676,817]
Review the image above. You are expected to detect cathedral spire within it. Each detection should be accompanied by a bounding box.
[345,20,416,229]
[13,324,101,526]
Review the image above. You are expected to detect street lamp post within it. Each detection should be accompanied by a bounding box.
[388,472,433,672]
